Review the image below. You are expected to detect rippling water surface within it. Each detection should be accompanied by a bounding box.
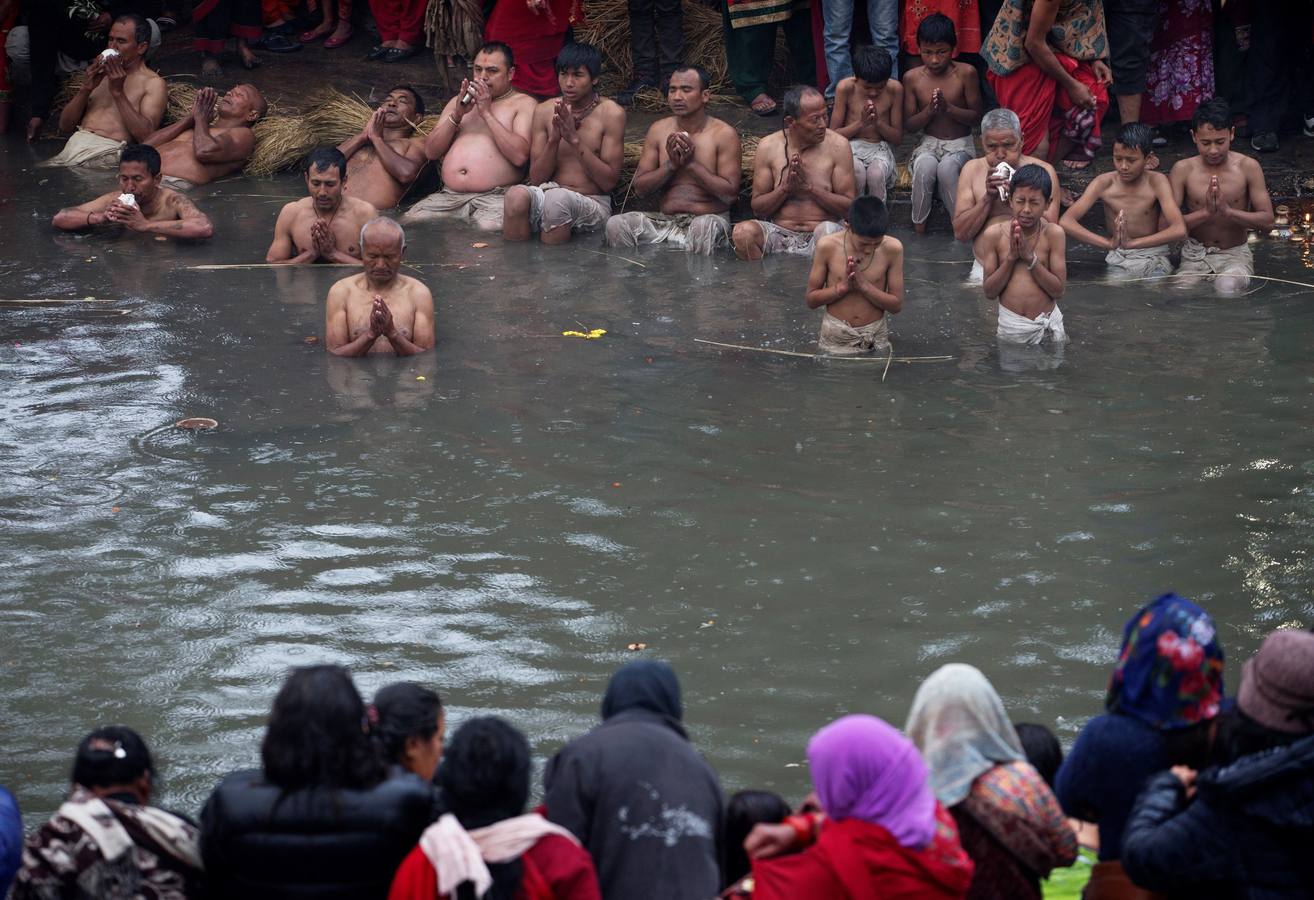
[3,145,1314,822]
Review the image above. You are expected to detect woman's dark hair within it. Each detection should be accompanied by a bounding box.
[1013,723,1063,788]
[1211,708,1303,766]
[261,665,386,792]
[436,717,531,900]
[372,682,442,766]
[72,725,155,789]
[723,790,790,887]
[916,12,957,48]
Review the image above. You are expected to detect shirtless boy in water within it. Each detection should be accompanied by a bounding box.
[806,196,904,355]
[145,85,266,187]
[830,46,902,201]
[902,13,981,233]
[267,147,379,264]
[982,165,1068,345]
[1061,122,1186,277]
[1169,98,1275,295]
[325,218,434,357]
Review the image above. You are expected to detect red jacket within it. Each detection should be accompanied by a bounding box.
[388,833,601,900]
[751,806,975,900]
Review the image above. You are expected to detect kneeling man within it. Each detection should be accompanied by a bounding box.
[144,85,266,188]
[52,144,214,239]
[732,85,856,259]
[605,64,741,255]
[325,218,435,356]
[504,42,625,244]
[267,147,379,264]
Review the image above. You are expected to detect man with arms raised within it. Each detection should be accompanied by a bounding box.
[403,42,537,230]
[43,14,167,169]
[504,42,625,245]
[52,144,213,240]
[605,64,740,255]
[337,85,430,210]
[954,108,1058,282]
[1170,98,1275,296]
[325,218,435,357]
[267,147,379,265]
[143,85,266,189]
[732,84,856,259]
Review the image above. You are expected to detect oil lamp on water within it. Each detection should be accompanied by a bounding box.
[1271,205,1291,239]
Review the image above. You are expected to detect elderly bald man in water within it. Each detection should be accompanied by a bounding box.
[325,217,435,356]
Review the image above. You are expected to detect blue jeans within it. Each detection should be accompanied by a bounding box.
[821,0,899,96]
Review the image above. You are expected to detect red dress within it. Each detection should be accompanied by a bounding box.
[751,806,976,900]
[483,0,584,97]
[902,1,982,56]
[388,833,601,900]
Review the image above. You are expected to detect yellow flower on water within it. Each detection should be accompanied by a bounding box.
[562,328,607,340]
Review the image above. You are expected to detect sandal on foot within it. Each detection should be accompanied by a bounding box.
[324,25,354,48]
[750,93,777,116]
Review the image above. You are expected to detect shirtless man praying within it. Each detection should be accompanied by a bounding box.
[404,42,537,230]
[605,64,741,255]
[1169,98,1275,295]
[52,144,214,240]
[144,85,266,189]
[1060,122,1186,277]
[954,108,1058,282]
[982,165,1068,345]
[806,196,904,355]
[732,85,857,260]
[338,85,430,210]
[44,15,167,170]
[267,147,379,264]
[504,43,625,244]
[325,217,435,357]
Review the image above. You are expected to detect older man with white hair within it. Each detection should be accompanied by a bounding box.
[324,217,435,357]
[953,108,1059,282]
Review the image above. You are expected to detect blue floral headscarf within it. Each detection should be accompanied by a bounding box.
[1106,593,1225,730]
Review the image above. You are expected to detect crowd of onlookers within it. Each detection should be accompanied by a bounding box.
[1,593,1311,899]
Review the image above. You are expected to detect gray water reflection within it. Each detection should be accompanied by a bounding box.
[3,141,1314,823]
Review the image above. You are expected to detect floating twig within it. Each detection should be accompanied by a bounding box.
[694,338,954,363]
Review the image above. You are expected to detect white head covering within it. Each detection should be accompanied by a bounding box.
[904,663,1025,806]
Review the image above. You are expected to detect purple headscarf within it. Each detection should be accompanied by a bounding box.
[806,714,938,849]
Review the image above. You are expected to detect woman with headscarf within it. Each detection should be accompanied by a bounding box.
[1054,593,1224,899]
[747,715,975,899]
[389,717,600,900]
[543,660,724,900]
[906,663,1077,899]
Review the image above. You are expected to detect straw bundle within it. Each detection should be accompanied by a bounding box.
[301,89,441,147]
[245,114,315,176]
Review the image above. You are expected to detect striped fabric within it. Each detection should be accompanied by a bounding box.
[726,0,809,31]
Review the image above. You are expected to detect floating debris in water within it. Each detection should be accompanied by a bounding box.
[175,417,218,431]
[563,328,606,340]
[626,642,647,651]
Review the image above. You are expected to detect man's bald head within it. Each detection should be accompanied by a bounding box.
[360,216,406,252]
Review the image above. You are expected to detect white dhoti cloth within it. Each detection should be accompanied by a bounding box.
[850,139,896,195]
[39,128,126,169]
[1106,245,1173,277]
[161,175,196,191]
[1176,237,1254,292]
[519,182,611,233]
[968,255,986,284]
[997,303,1068,345]
[748,219,843,257]
[817,311,891,355]
[402,186,508,230]
[605,211,731,255]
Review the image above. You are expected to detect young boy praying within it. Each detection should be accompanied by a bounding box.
[830,47,903,201]
[902,13,981,233]
[982,165,1067,345]
[806,196,904,355]
[1060,123,1187,277]
[1169,98,1275,295]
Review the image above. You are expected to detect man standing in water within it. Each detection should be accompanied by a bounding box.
[981,165,1068,345]
[806,196,904,354]
[267,148,379,265]
[143,85,267,189]
[325,218,435,357]
[503,43,626,245]
[1170,98,1275,295]
[403,43,537,230]
[605,64,741,255]
[43,15,167,169]
[732,85,856,259]
[337,86,431,210]
[954,109,1058,282]
[52,144,213,240]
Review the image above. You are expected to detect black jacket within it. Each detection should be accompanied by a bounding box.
[200,768,437,900]
[1121,734,1314,899]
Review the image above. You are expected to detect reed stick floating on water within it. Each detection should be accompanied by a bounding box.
[694,339,954,363]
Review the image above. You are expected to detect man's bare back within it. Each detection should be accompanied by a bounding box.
[643,115,741,215]
[809,229,904,327]
[752,129,855,231]
[1171,151,1271,251]
[327,272,434,356]
[903,61,978,141]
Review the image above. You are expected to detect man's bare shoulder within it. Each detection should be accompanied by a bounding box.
[756,130,785,153]
[400,273,434,299]
[822,129,852,155]
[1042,220,1066,241]
[328,271,362,293]
[345,196,380,219]
[1143,170,1173,192]
[816,229,844,250]
[902,66,928,89]
[835,76,856,96]
[706,116,741,145]
[1171,155,1202,177]
[509,92,539,114]
[1233,151,1266,179]
[597,97,626,122]
[885,80,904,98]
[644,115,678,141]
[881,234,904,256]
[279,196,313,216]
[961,155,987,175]
[982,219,1008,241]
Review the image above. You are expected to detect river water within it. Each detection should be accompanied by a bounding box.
[3,143,1313,823]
